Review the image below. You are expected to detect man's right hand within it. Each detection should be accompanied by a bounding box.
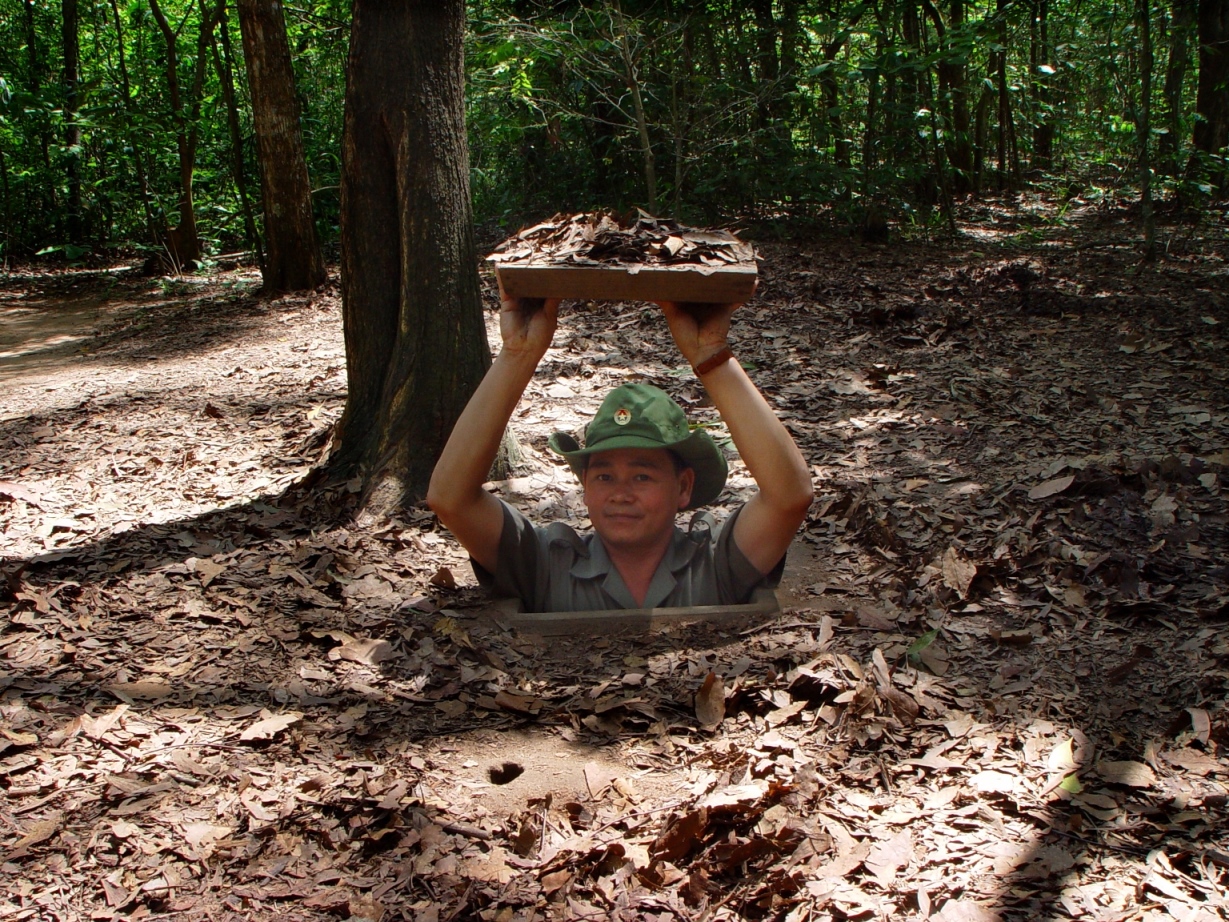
[428,288,561,574]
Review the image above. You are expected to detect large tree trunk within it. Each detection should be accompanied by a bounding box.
[1192,0,1229,188]
[236,0,325,292]
[62,0,82,245]
[330,0,489,513]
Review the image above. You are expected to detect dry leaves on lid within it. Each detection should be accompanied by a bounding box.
[488,211,755,269]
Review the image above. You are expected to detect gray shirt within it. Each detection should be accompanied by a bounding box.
[473,500,783,612]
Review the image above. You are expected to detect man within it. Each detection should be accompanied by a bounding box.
[426,291,812,612]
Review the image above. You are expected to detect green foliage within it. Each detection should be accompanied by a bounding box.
[0,0,1221,259]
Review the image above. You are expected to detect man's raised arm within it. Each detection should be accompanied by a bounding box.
[426,295,559,574]
[657,301,813,575]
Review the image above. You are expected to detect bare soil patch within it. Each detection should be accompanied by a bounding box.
[1,202,1227,921]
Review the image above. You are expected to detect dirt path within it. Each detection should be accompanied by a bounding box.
[1,208,1227,921]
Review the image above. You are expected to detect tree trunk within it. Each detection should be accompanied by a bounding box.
[236,0,325,292]
[973,80,994,189]
[994,0,1012,188]
[862,19,885,191]
[901,0,934,205]
[1139,0,1157,260]
[779,0,802,115]
[24,0,54,209]
[62,0,83,245]
[818,34,852,172]
[0,144,11,266]
[213,1,264,269]
[1032,0,1055,171]
[749,0,780,127]
[149,0,223,267]
[1160,0,1195,175]
[668,24,691,213]
[330,0,489,513]
[923,0,973,193]
[1192,0,1229,188]
[816,2,864,177]
[107,0,157,244]
[611,0,657,211]
[948,0,975,191]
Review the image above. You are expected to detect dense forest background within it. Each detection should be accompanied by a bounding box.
[0,0,1226,266]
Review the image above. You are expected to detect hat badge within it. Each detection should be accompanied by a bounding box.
[614,407,632,426]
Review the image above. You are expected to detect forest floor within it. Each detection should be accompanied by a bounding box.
[1,196,1228,922]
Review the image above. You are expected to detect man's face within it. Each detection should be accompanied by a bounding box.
[583,448,695,554]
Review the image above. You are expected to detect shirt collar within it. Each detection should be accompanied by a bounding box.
[570,526,703,609]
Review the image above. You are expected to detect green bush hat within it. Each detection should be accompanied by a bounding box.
[548,382,728,509]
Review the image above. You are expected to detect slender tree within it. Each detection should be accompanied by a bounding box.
[211,0,264,268]
[816,2,863,177]
[993,0,1019,187]
[236,0,325,291]
[24,0,54,223]
[1138,0,1157,259]
[62,0,82,244]
[922,0,974,192]
[107,0,157,243]
[0,144,11,265]
[148,0,225,267]
[1031,0,1055,171]
[750,0,781,128]
[330,0,489,513]
[611,0,658,210]
[1159,0,1194,175]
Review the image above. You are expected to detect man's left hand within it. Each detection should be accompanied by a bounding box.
[656,300,740,369]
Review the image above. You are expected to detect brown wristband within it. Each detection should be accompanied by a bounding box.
[693,346,734,376]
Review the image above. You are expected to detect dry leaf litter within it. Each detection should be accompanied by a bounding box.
[1,199,1227,921]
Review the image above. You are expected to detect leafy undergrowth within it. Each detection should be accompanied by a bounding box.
[1,200,1228,921]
